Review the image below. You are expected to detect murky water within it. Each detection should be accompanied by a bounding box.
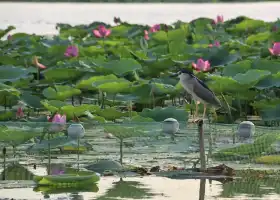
[1,164,280,200]
[0,3,280,35]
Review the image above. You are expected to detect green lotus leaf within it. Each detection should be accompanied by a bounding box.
[227,18,267,34]
[103,125,147,139]
[168,28,186,41]
[42,85,81,101]
[114,94,139,102]
[0,66,32,83]
[0,127,39,146]
[0,83,21,107]
[168,40,188,55]
[41,100,67,109]
[255,72,280,89]
[129,83,172,104]
[223,60,252,77]
[246,31,271,45]
[96,107,126,121]
[259,105,280,121]
[76,74,119,91]
[41,100,61,113]
[123,115,155,122]
[28,136,74,151]
[142,57,174,74]
[59,28,89,39]
[21,91,43,109]
[139,106,188,122]
[60,104,100,119]
[269,30,280,43]
[91,115,106,123]
[0,110,13,121]
[152,31,168,43]
[252,59,280,74]
[0,56,22,66]
[203,47,240,67]
[251,99,280,110]
[97,81,132,94]
[233,69,271,86]
[110,24,133,37]
[80,46,104,56]
[103,58,142,75]
[208,75,241,93]
[33,184,99,194]
[44,68,84,82]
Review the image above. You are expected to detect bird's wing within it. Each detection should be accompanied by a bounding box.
[193,77,221,107]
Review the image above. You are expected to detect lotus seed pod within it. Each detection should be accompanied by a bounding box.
[162,118,179,134]
[67,124,85,139]
[237,121,255,139]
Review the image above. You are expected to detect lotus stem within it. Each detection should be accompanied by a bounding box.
[220,93,233,123]
[128,100,132,120]
[47,132,51,175]
[71,96,75,106]
[4,96,6,111]
[2,147,6,180]
[12,145,16,158]
[77,138,80,172]
[37,68,40,82]
[120,138,123,165]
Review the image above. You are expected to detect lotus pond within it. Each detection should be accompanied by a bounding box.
[2,15,280,199]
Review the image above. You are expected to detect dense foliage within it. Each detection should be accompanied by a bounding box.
[1,16,280,123]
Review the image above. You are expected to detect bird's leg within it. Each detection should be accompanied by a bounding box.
[203,104,207,119]
[192,101,200,122]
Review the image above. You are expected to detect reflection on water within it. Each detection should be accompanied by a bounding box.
[2,164,280,199]
[95,178,157,200]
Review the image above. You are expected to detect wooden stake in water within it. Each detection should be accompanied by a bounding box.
[198,120,206,171]
[199,178,206,200]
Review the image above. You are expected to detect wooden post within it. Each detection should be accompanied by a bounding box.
[198,120,206,171]
[199,178,206,200]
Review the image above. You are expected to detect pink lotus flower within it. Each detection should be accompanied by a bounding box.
[32,56,47,69]
[209,41,221,48]
[52,114,66,123]
[64,45,78,57]
[93,25,111,38]
[49,113,67,132]
[213,15,224,24]
[144,30,149,40]
[16,107,24,119]
[149,24,160,33]
[7,34,12,41]
[192,58,211,72]
[269,42,280,56]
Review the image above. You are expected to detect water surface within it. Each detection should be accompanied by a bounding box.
[0,3,280,34]
[1,164,280,200]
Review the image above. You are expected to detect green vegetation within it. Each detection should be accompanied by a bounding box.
[212,133,280,161]
[1,16,280,124]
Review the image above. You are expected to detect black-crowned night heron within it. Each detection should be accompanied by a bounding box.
[171,69,221,121]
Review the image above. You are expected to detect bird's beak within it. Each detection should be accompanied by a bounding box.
[169,72,180,78]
